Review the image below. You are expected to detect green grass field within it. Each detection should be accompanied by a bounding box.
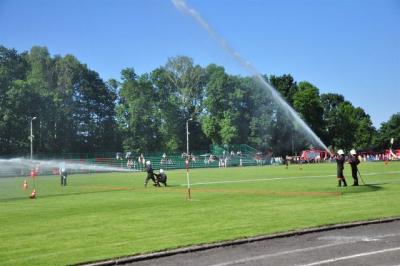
[1,161,400,265]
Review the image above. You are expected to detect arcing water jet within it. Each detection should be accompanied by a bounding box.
[172,0,331,155]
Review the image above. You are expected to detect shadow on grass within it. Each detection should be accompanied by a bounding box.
[341,184,382,194]
[166,184,181,187]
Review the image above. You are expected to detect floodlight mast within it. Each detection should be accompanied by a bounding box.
[186,118,193,200]
[30,117,37,160]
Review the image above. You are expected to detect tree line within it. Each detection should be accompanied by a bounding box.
[0,45,398,156]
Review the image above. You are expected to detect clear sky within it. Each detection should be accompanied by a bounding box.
[1,0,399,128]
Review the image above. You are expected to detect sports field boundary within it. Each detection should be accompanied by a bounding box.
[181,170,400,187]
[80,216,400,266]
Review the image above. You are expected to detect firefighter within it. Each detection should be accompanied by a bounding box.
[59,164,67,186]
[336,149,347,187]
[155,169,168,187]
[348,149,360,186]
[144,161,158,187]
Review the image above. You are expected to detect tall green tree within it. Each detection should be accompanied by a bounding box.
[116,68,159,153]
[202,64,229,144]
[202,64,251,145]
[321,93,346,150]
[352,108,376,151]
[247,77,275,151]
[293,81,324,140]
[266,74,300,155]
[0,46,30,154]
[151,67,184,152]
[375,113,400,151]
[163,56,205,120]
[1,44,396,156]
[332,102,358,150]
[321,93,375,151]
[269,74,298,106]
[159,56,209,152]
[3,46,54,155]
[74,67,118,152]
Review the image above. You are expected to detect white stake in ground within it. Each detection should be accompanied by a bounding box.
[186,118,193,200]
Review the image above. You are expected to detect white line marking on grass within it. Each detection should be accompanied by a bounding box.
[184,175,334,186]
[298,246,400,266]
[182,171,400,187]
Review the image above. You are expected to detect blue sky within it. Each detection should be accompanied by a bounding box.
[1,0,399,128]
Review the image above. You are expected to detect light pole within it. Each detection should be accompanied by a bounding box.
[186,118,193,200]
[30,117,37,160]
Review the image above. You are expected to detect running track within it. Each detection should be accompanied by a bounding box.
[125,220,400,266]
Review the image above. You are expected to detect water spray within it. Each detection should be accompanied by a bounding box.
[0,158,137,178]
[171,0,331,155]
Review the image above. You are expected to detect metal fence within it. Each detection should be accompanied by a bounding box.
[0,151,263,178]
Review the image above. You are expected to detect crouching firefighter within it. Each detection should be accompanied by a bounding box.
[155,169,168,187]
[336,149,347,187]
[348,149,360,186]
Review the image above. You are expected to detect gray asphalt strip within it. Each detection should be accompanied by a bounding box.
[117,219,400,266]
[210,233,400,266]
[298,246,400,266]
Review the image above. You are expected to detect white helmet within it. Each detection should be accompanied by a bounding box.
[146,160,151,165]
[159,169,164,174]
[337,149,344,155]
[350,149,357,155]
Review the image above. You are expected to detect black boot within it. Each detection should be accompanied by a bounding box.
[352,179,359,186]
[338,180,342,187]
[342,179,347,187]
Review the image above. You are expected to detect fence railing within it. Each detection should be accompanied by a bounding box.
[0,153,263,178]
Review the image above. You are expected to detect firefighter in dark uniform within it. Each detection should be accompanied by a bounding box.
[348,149,360,186]
[144,161,158,187]
[336,149,347,187]
[60,163,67,186]
[155,169,168,187]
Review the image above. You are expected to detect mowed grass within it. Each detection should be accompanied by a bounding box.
[1,162,400,265]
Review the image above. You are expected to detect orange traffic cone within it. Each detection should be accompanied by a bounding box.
[30,189,36,199]
[23,179,28,190]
